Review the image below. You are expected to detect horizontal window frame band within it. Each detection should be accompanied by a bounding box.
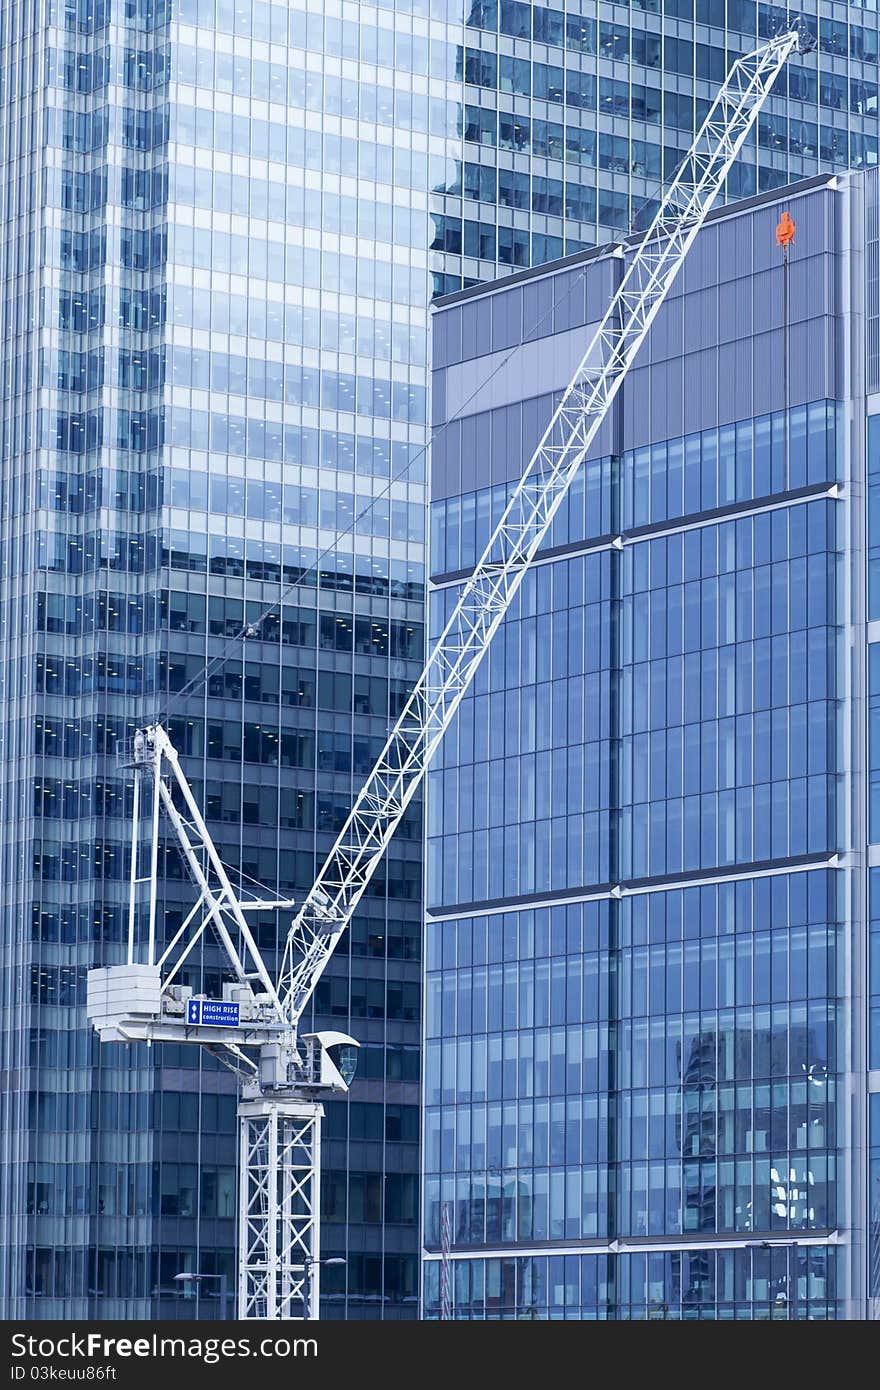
[421,1228,842,1260]
[429,480,838,591]
[425,850,840,921]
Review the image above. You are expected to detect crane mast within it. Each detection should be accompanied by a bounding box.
[85,22,816,1320]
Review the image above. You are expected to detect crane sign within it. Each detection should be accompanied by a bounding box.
[86,19,816,1321]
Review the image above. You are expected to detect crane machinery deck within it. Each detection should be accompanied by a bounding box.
[86,19,817,1320]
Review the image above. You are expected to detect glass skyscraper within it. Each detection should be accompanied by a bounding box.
[423,169,878,1317]
[1,0,879,1322]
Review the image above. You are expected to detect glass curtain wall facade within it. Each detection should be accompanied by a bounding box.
[423,175,876,1317]
[2,0,880,1324]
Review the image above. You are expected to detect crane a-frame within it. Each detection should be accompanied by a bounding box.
[86,21,816,1320]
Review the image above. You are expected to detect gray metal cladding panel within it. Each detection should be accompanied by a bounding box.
[431,368,445,427]
[679,222,719,294]
[552,267,589,334]
[430,185,842,499]
[683,286,719,354]
[491,289,522,353]
[434,253,619,369]
[522,278,555,342]
[432,310,454,371]
[719,276,753,341]
[867,168,880,394]
[718,339,752,422]
[752,332,776,417]
[432,417,459,501]
[647,295,684,364]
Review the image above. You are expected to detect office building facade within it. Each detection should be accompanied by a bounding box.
[424,169,879,1317]
[1,0,879,1320]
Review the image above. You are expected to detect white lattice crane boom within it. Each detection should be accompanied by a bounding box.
[85,22,816,1320]
[274,21,816,1025]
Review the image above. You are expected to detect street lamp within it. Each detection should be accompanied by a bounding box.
[173,1271,231,1321]
[301,1257,346,1321]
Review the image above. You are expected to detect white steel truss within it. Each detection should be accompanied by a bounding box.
[124,725,293,1018]
[87,25,817,1321]
[276,24,815,1028]
[238,1099,323,1320]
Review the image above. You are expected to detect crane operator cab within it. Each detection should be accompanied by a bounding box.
[254,1030,360,1097]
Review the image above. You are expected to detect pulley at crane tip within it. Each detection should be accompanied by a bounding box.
[776,211,795,249]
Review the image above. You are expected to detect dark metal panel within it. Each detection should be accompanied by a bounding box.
[431,368,446,428]
[460,301,480,362]
[474,298,492,358]
[491,287,522,353]
[472,412,492,492]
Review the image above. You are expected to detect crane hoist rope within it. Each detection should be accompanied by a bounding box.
[86,19,817,1321]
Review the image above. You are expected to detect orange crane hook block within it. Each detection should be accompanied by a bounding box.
[776,211,795,248]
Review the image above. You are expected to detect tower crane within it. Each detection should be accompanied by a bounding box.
[85,21,816,1320]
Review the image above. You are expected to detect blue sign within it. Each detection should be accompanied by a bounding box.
[186,998,240,1028]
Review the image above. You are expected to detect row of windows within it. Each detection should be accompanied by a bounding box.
[29,898,419,964]
[427,929,835,1061]
[758,112,878,163]
[423,1146,835,1246]
[51,280,429,351]
[36,587,421,669]
[166,349,427,422]
[173,101,453,201]
[165,591,422,661]
[48,0,113,34]
[172,162,431,253]
[166,467,424,546]
[422,1246,838,1319]
[431,775,839,903]
[462,100,876,176]
[465,50,875,136]
[175,43,458,141]
[33,715,140,762]
[433,497,838,657]
[28,776,397,841]
[37,447,414,529]
[868,417,880,621]
[27,1162,235,1219]
[40,409,162,455]
[44,104,168,154]
[36,529,425,600]
[460,49,598,108]
[621,403,839,533]
[23,1246,416,1303]
[25,416,402,498]
[455,157,656,214]
[35,645,415,717]
[170,339,423,401]
[425,875,840,971]
[431,402,839,576]
[176,0,460,79]
[462,108,661,175]
[31,837,421,899]
[45,46,169,94]
[431,217,576,265]
[324,1099,419,1145]
[29,774,419,842]
[171,254,428,328]
[314,974,420,1022]
[36,467,160,515]
[431,672,836,834]
[322,1171,418,1225]
[469,1,880,67]
[425,1077,832,1174]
